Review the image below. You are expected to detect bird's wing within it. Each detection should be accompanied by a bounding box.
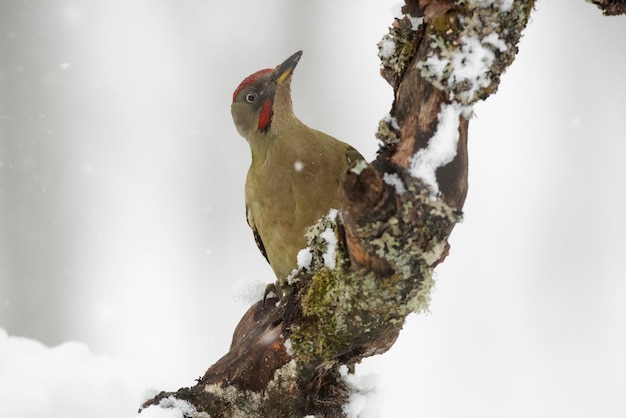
[246,204,269,264]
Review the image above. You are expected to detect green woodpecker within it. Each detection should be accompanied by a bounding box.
[231,50,363,286]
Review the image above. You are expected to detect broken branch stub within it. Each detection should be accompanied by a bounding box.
[586,0,626,15]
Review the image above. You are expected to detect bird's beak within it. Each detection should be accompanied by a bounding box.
[274,50,303,85]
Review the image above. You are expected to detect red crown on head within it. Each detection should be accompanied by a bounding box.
[232,69,272,102]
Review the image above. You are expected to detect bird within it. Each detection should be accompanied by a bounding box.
[231,50,364,288]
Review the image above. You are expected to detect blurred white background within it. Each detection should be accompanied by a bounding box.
[1,0,625,416]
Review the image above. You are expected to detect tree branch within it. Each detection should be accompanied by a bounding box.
[586,0,626,15]
[141,1,537,416]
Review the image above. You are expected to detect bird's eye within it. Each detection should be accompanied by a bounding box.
[245,93,258,103]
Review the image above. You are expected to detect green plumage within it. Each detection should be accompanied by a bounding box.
[231,51,363,285]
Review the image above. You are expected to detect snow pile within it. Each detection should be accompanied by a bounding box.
[297,247,313,271]
[140,397,199,418]
[231,277,267,304]
[378,38,396,60]
[409,102,464,196]
[419,33,507,104]
[341,365,383,418]
[0,327,180,418]
[0,328,382,418]
[383,172,406,195]
[321,209,340,269]
[320,227,338,269]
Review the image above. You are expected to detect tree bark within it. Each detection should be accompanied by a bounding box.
[141,1,537,416]
[586,0,626,15]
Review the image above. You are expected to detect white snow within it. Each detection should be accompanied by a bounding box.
[320,209,340,269]
[0,327,177,418]
[320,227,337,269]
[447,36,495,100]
[452,36,495,99]
[140,397,198,418]
[231,277,267,304]
[408,15,424,30]
[420,34,506,103]
[296,208,341,273]
[284,338,294,356]
[327,208,339,221]
[383,172,406,195]
[340,365,383,418]
[383,113,399,130]
[476,0,514,11]
[378,38,396,59]
[297,247,313,271]
[483,32,508,52]
[409,102,463,196]
[500,0,514,10]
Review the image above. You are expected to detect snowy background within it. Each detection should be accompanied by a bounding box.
[1,0,626,417]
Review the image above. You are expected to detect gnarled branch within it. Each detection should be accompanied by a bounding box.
[141,1,536,416]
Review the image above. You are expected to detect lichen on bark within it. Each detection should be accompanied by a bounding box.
[415,0,536,104]
[286,165,460,368]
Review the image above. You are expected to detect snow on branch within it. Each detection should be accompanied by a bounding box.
[415,0,532,105]
[409,101,465,196]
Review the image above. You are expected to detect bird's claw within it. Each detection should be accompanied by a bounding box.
[263,282,283,307]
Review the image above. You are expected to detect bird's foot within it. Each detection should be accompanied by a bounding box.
[263,282,283,307]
